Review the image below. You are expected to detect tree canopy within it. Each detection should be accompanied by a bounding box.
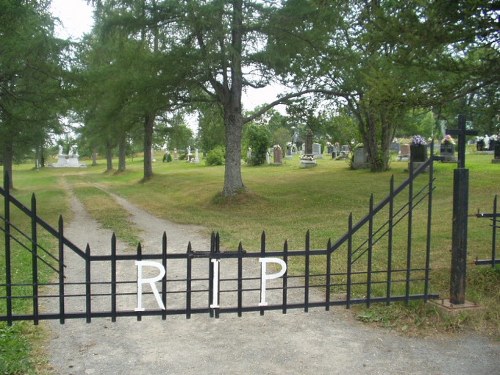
[0,0,67,187]
[2,0,498,191]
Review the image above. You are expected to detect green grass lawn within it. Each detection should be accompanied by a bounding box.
[1,152,499,373]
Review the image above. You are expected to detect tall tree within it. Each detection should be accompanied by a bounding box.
[97,0,319,196]
[0,0,66,187]
[83,0,190,179]
[268,0,499,171]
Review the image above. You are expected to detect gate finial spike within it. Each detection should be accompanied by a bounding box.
[136,242,142,256]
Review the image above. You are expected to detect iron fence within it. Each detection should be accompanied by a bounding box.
[475,195,499,267]
[1,158,439,325]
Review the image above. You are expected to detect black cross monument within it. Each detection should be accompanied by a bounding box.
[446,114,478,304]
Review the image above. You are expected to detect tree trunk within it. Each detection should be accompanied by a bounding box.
[223,107,245,196]
[92,148,98,166]
[105,142,113,172]
[143,113,154,180]
[2,142,14,190]
[380,116,395,170]
[40,143,45,168]
[221,0,245,197]
[118,136,126,172]
[34,144,41,169]
[360,108,391,172]
[349,97,393,172]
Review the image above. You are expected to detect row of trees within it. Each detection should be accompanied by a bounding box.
[0,0,70,188]
[1,1,498,194]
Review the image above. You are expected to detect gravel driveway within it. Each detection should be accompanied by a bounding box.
[45,183,499,375]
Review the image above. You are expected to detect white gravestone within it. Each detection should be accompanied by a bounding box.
[312,143,322,159]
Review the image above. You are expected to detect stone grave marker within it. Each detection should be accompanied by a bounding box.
[273,145,282,165]
[398,144,410,161]
[440,136,456,163]
[493,137,500,164]
[300,129,317,168]
[312,143,322,159]
[352,147,369,169]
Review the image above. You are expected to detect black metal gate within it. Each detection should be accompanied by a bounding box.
[1,156,439,325]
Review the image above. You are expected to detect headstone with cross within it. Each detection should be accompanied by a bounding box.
[445,114,478,305]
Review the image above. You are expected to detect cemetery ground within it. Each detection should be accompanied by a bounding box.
[1,152,499,374]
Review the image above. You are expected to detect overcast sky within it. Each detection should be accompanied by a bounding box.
[50,0,94,40]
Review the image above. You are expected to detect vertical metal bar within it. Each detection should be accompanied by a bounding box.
[346,213,353,309]
[492,195,497,268]
[136,242,142,322]
[387,177,394,305]
[58,216,65,324]
[162,232,167,320]
[209,232,214,318]
[424,155,434,301]
[367,194,374,308]
[260,231,265,316]
[405,162,414,304]
[85,244,91,323]
[326,239,331,311]
[111,233,117,322]
[4,171,12,325]
[282,240,288,314]
[304,230,310,312]
[214,234,220,319]
[31,193,39,325]
[186,242,192,319]
[238,241,244,317]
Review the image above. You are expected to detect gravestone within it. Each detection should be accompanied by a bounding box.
[193,148,200,163]
[409,144,428,173]
[335,144,350,159]
[326,142,334,155]
[305,130,313,155]
[398,144,410,161]
[440,142,456,163]
[332,142,340,159]
[493,138,500,164]
[51,145,86,168]
[312,143,322,159]
[476,137,485,151]
[273,145,282,165]
[352,147,369,169]
[300,129,317,168]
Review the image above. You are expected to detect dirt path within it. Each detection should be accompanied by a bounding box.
[45,183,499,375]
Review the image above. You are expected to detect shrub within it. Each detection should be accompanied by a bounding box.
[205,146,225,166]
[244,124,271,166]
